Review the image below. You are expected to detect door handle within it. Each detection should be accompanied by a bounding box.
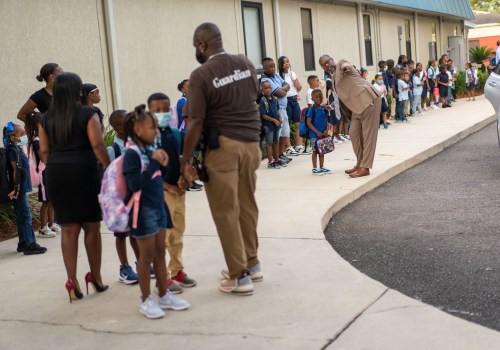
[488,81,497,87]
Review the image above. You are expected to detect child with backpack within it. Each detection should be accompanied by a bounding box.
[147,93,197,295]
[122,105,190,319]
[259,81,283,169]
[25,112,58,238]
[465,62,476,101]
[306,90,331,176]
[106,109,140,285]
[2,122,47,254]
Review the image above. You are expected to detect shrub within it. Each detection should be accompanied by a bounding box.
[104,124,116,147]
[469,46,494,69]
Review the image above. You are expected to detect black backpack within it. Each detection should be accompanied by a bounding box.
[0,146,20,207]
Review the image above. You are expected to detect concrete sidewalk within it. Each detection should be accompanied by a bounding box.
[1,96,499,350]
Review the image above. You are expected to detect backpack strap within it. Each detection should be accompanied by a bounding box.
[112,142,121,158]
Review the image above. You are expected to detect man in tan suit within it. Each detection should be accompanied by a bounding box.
[319,54,381,177]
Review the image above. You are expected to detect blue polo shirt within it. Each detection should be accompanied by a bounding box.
[306,106,328,139]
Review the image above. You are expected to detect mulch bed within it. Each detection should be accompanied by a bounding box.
[0,193,40,243]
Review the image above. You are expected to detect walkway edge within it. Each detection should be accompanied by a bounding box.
[321,115,496,230]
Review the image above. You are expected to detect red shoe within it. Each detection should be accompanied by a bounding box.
[172,271,197,288]
[84,272,109,294]
[65,279,83,303]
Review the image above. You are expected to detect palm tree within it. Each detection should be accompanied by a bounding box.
[469,46,495,71]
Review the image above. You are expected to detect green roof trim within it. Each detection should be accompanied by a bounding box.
[367,0,474,20]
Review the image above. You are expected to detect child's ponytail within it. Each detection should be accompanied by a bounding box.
[124,104,155,144]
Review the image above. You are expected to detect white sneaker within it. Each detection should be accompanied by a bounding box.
[286,146,299,156]
[139,295,165,319]
[333,136,343,145]
[339,135,350,142]
[49,223,61,234]
[219,275,254,295]
[158,290,190,311]
[38,225,56,238]
[221,263,263,282]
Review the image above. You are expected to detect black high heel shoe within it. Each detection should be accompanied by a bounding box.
[65,279,83,303]
[84,272,109,294]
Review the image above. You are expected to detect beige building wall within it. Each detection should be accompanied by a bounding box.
[416,15,439,65]
[111,0,279,111]
[378,10,413,63]
[0,0,112,127]
[0,0,469,128]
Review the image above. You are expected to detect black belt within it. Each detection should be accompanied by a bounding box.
[287,96,298,100]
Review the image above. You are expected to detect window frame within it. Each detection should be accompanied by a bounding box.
[404,19,412,61]
[241,1,266,70]
[363,14,374,67]
[300,7,316,71]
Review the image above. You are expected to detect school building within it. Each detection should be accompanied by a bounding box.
[0,0,474,126]
[468,12,500,53]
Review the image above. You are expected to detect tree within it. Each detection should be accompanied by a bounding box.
[469,46,495,70]
[470,0,500,13]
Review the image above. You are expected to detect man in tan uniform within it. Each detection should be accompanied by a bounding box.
[180,23,262,296]
[319,54,381,177]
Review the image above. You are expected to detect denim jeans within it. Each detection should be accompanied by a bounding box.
[409,92,413,115]
[447,86,452,104]
[396,99,407,120]
[14,193,36,244]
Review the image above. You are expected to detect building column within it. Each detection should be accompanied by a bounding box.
[103,0,123,109]
[356,3,366,67]
[414,12,419,63]
[272,0,283,58]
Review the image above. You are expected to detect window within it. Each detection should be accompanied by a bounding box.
[432,23,437,42]
[404,19,412,60]
[301,8,315,70]
[242,2,265,69]
[469,40,479,49]
[363,15,373,66]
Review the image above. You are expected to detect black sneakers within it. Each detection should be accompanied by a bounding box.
[19,242,47,255]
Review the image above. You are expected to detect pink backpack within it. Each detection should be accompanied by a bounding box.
[28,138,45,188]
[99,143,144,232]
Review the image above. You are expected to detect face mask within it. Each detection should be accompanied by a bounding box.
[376,80,384,85]
[196,51,206,64]
[18,135,28,146]
[155,112,172,128]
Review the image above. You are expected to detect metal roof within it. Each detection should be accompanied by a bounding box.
[366,0,475,19]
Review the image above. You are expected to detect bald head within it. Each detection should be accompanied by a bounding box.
[193,22,225,64]
[194,22,223,49]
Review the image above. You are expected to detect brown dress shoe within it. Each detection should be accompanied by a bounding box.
[349,168,370,178]
[345,166,360,175]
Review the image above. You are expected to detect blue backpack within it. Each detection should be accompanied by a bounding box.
[299,107,316,138]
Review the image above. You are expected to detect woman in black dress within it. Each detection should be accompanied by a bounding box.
[17,63,63,122]
[38,72,111,302]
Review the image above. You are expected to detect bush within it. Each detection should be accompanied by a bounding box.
[104,124,116,147]
[455,71,467,96]
[476,70,488,91]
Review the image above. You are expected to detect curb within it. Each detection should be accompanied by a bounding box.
[321,114,496,230]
